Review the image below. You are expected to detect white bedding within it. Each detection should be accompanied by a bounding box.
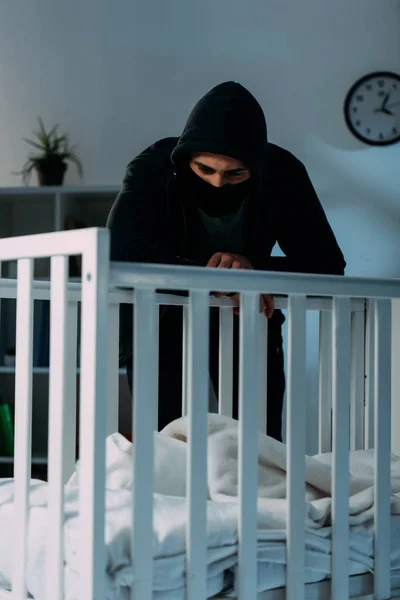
[0,413,400,599]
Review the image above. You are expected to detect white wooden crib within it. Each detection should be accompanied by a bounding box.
[0,227,399,600]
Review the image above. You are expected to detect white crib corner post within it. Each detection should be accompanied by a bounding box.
[286,294,307,600]
[79,229,110,600]
[373,298,392,600]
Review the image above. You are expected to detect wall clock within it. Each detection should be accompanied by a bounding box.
[344,71,400,146]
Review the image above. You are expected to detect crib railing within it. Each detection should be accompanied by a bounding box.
[0,227,399,600]
[0,228,110,600]
[110,260,397,600]
[0,279,368,451]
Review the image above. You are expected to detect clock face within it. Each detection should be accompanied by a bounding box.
[344,71,400,146]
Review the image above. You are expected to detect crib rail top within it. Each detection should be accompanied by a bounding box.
[0,276,367,312]
[109,260,400,300]
[0,227,398,301]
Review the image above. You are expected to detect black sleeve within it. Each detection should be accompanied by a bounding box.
[106,148,198,267]
[261,158,346,276]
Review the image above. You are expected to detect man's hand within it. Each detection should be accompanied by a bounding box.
[206,252,253,270]
[226,292,275,318]
[206,252,274,318]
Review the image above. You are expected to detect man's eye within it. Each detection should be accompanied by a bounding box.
[199,167,214,174]
[228,172,243,178]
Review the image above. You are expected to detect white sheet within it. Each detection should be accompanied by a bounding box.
[0,413,400,599]
[162,414,400,528]
[0,480,237,600]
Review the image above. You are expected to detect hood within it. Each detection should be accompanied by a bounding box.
[171,81,268,180]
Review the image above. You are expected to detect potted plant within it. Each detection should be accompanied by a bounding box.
[15,117,83,186]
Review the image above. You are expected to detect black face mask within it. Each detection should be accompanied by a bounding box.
[176,167,252,217]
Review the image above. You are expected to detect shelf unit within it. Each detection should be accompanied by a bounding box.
[0,185,133,475]
[0,367,126,375]
[0,184,120,231]
[0,455,47,465]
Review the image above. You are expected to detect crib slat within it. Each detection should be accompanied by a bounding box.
[132,288,158,600]
[12,258,34,600]
[373,299,392,600]
[79,232,109,600]
[186,290,210,600]
[286,294,306,600]
[238,292,260,600]
[182,305,189,416]
[258,312,268,433]
[319,309,332,453]
[350,310,365,450]
[154,306,160,430]
[331,297,351,600]
[47,255,69,600]
[107,302,120,435]
[365,299,375,449]
[219,307,234,417]
[64,300,78,483]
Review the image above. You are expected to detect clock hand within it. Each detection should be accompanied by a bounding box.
[374,94,388,113]
[386,100,400,110]
[374,98,395,114]
[382,92,391,109]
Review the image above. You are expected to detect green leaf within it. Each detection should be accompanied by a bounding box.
[37,117,47,139]
[47,123,59,140]
[23,137,45,151]
[17,117,83,181]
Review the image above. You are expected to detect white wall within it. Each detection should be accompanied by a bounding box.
[1,0,398,275]
[0,0,399,451]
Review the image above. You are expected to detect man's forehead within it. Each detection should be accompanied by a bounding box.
[190,152,247,171]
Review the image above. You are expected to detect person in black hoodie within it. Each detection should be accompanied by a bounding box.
[107,81,346,442]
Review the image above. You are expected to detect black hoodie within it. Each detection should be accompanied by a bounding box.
[107,81,346,277]
[171,81,268,183]
[107,81,346,365]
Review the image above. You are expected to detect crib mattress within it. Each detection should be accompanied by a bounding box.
[1,421,399,600]
[0,480,399,600]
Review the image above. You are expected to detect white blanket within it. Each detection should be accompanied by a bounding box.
[0,479,236,600]
[0,413,400,599]
[161,414,400,528]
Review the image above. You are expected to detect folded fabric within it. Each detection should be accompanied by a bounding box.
[0,479,238,600]
[1,412,400,600]
[161,414,400,529]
